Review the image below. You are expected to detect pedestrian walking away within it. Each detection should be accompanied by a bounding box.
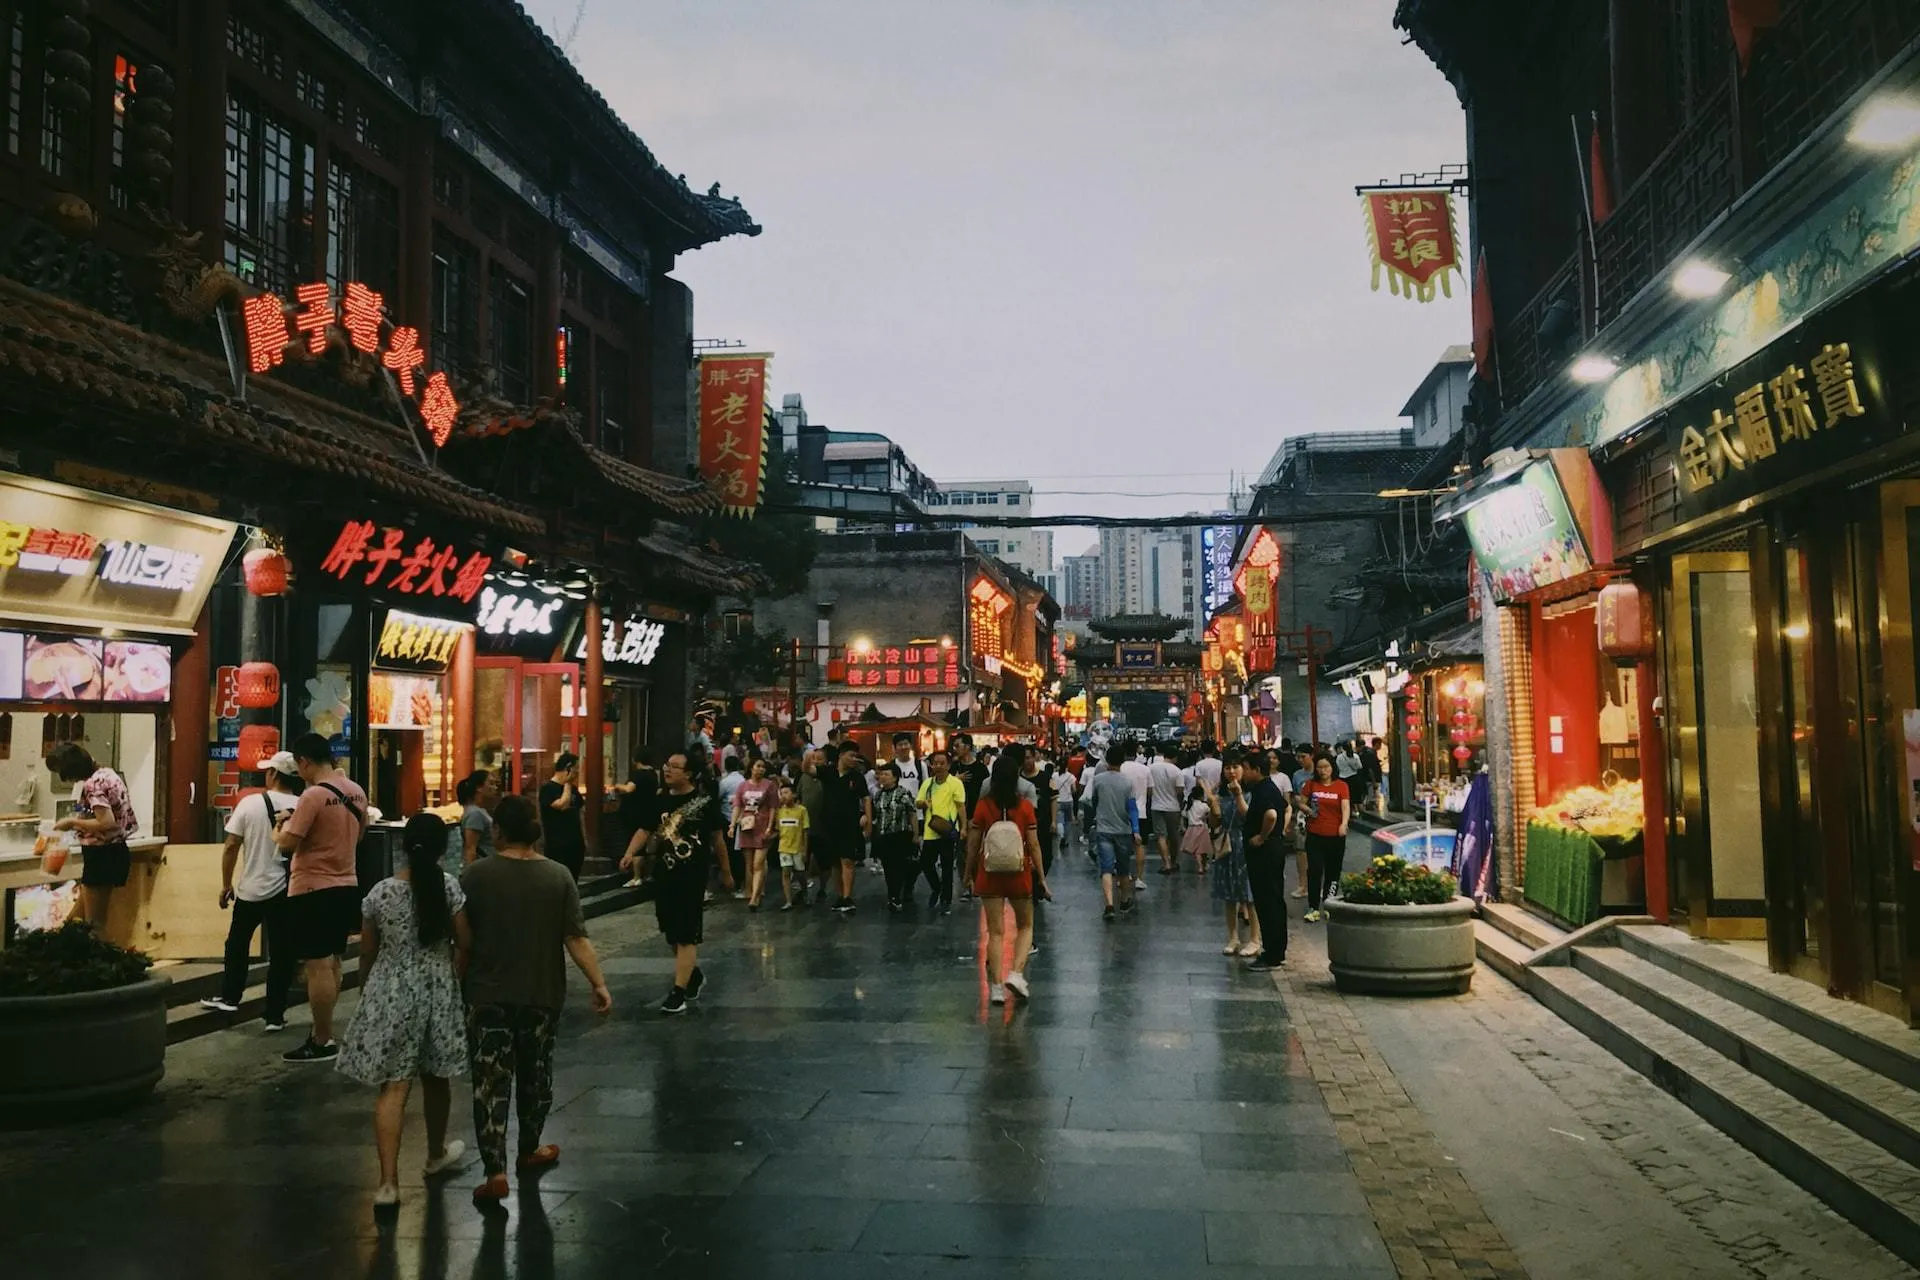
[731,756,780,909]
[1237,749,1290,970]
[335,813,471,1208]
[715,754,748,899]
[201,750,303,1027]
[1302,755,1353,921]
[461,793,612,1208]
[275,733,370,1063]
[538,753,585,881]
[915,749,967,912]
[623,751,734,1014]
[615,750,659,885]
[1146,742,1185,875]
[1085,742,1139,920]
[1180,781,1217,876]
[966,750,1051,1007]
[1118,741,1153,890]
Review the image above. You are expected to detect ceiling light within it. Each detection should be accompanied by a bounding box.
[1849,96,1920,150]
[1570,355,1618,384]
[1672,260,1732,298]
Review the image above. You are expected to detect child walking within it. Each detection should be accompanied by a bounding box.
[1180,782,1217,876]
[774,780,809,911]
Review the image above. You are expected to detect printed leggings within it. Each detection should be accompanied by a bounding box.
[467,1003,559,1176]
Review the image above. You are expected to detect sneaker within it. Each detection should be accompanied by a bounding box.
[472,1174,510,1209]
[703,891,717,905]
[1005,972,1030,1002]
[624,876,644,888]
[282,1038,339,1063]
[1246,957,1284,972]
[423,1138,467,1177]
[686,966,706,1001]
[1305,909,1325,924]
[198,997,239,1013]
[1157,865,1175,876]
[732,890,747,901]
[780,900,795,912]
[1104,905,1116,922]
[1119,898,1137,915]
[373,1183,400,1208]
[660,987,689,1016]
[989,984,1006,1005]
[1133,878,1148,891]
[262,1020,287,1033]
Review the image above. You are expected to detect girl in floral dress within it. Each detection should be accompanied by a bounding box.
[338,813,472,1207]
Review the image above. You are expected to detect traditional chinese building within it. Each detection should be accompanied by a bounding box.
[0,0,760,874]
[1399,0,1920,1252]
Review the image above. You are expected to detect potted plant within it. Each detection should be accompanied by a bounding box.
[0,922,169,1126]
[1324,855,1476,995]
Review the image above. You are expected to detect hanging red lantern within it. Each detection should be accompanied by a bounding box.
[242,547,290,597]
[235,662,280,708]
[1451,727,1467,743]
[1452,710,1470,726]
[1452,744,1473,763]
[1406,725,1423,743]
[742,697,758,716]
[237,724,280,768]
[830,709,842,723]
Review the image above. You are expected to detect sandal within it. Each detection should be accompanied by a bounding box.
[517,1144,561,1171]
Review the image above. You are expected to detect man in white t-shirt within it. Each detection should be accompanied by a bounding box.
[1146,744,1186,875]
[202,751,303,1030]
[1192,743,1223,796]
[1118,742,1154,889]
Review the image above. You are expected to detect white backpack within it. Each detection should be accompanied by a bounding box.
[982,804,1026,874]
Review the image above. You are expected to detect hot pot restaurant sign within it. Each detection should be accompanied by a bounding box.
[1461,461,1593,601]
[0,472,236,635]
[313,519,492,609]
[697,354,771,516]
[1661,292,1900,525]
[1360,189,1460,303]
[237,280,461,447]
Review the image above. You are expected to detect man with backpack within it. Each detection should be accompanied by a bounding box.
[274,732,369,1063]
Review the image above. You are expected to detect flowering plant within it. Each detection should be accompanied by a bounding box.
[1337,854,1458,906]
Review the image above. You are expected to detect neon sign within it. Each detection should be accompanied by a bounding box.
[316,520,491,604]
[238,281,462,447]
[577,616,667,668]
[842,644,961,689]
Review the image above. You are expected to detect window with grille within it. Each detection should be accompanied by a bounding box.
[294,68,327,116]
[38,23,89,180]
[107,53,137,209]
[431,144,464,211]
[324,156,399,300]
[224,89,313,293]
[429,226,479,379]
[6,11,23,158]
[595,338,629,456]
[225,15,280,79]
[488,264,533,403]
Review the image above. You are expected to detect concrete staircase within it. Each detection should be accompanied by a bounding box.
[159,871,650,1044]
[1476,909,1920,1266]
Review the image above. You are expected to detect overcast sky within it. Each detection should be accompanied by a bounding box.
[531,1,1468,555]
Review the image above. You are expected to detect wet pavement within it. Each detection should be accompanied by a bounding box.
[0,832,1389,1279]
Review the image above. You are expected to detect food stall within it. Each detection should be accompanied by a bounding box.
[0,472,236,953]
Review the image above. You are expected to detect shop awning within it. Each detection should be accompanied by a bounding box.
[1415,619,1482,663]
[0,277,545,537]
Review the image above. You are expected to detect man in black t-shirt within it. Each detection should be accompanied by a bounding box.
[820,743,872,913]
[539,753,585,881]
[1238,750,1289,971]
[622,752,734,1014]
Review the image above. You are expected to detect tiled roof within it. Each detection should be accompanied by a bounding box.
[449,402,718,516]
[0,276,545,536]
[634,533,763,597]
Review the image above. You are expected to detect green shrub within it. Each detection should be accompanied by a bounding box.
[1338,854,1459,906]
[0,921,152,996]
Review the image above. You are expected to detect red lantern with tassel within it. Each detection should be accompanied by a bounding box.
[242,547,290,597]
[235,662,280,708]
[238,724,280,768]
[1452,745,1473,763]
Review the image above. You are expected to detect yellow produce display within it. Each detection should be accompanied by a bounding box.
[1531,779,1643,840]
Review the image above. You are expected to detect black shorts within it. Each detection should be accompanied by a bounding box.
[78,840,131,888]
[286,885,362,960]
[654,866,706,948]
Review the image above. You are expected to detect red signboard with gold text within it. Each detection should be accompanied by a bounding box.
[697,354,772,516]
[1234,528,1281,674]
[1360,189,1460,302]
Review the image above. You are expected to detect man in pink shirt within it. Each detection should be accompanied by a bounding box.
[274,732,368,1063]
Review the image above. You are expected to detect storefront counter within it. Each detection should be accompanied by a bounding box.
[2,839,234,959]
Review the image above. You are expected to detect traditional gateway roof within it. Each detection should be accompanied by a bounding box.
[0,276,544,536]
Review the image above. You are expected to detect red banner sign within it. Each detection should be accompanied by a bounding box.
[1234,528,1281,674]
[1361,189,1460,302]
[239,280,461,446]
[697,354,771,515]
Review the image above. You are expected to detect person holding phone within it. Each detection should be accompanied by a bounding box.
[538,754,585,881]
[201,751,304,1029]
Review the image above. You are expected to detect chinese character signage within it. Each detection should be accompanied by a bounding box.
[1116,643,1160,670]
[313,519,492,609]
[968,575,1013,665]
[473,579,579,657]
[1659,292,1898,526]
[1461,461,1592,601]
[841,644,962,690]
[1360,188,1460,302]
[697,354,772,516]
[373,609,468,674]
[576,614,671,671]
[1202,523,1236,619]
[0,472,236,636]
[1234,527,1281,673]
[238,280,461,447]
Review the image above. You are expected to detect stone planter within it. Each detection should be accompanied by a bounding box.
[1325,897,1476,995]
[0,974,170,1126]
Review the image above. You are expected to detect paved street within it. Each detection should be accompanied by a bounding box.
[0,833,1908,1279]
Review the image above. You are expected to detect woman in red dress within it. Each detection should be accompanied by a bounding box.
[966,747,1051,1006]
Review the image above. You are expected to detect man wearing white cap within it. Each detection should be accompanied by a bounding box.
[200,750,304,1030]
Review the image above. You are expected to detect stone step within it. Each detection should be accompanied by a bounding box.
[1529,964,1920,1266]
[1574,946,1920,1170]
[1480,900,1563,951]
[1472,918,1533,989]
[1619,925,1920,1093]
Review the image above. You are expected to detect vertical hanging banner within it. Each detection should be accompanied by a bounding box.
[1234,527,1281,673]
[1360,188,1461,302]
[697,353,772,517]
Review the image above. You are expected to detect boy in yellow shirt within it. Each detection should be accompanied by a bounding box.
[774,780,810,912]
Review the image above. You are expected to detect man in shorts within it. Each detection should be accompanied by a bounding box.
[1146,742,1185,875]
[822,742,872,914]
[622,752,733,1014]
[1086,742,1139,922]
[274,733,368,1063]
